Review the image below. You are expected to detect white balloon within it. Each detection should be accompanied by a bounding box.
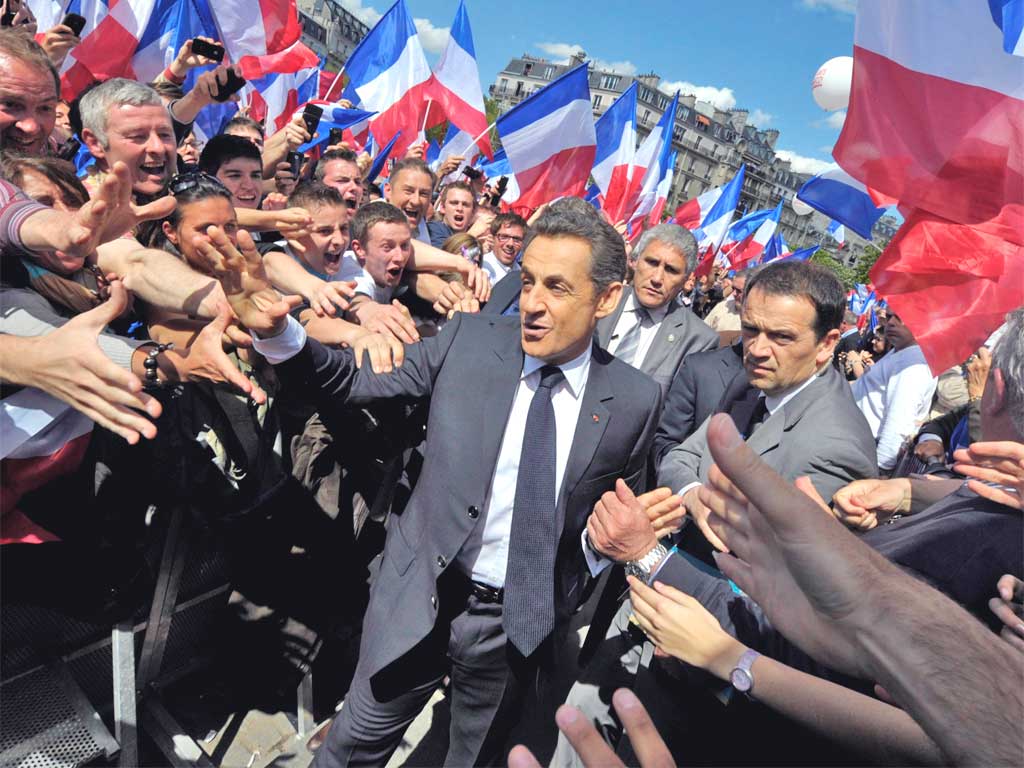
[792,195,814,216]
[812,56,853,112]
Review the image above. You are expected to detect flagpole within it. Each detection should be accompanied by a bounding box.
[468,121,496,151]
[326,66,346,102]
[421,99,433,134]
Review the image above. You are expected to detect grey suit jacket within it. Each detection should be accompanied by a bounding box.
[657,363,878,502]
[596,288,718,395]
[276,313,662,675]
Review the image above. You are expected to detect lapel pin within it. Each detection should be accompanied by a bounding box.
[667,334,676,343]
[592,413,600,423]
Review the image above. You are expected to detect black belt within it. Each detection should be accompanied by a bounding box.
[446,568,504,604]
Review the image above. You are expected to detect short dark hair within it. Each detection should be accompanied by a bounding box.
[224,116,263,137]
[0,28,60,98]
[843,309,858,326]
[744,261,845,340]
[439,180,475,206]
[524,208,625,293]
[315,147,360,181]
[489,212,527,236]
[198,134,262,175]
[149,80,184,101]
[388,157,435,188]
[0,154,89,209]
[288,182,346,212]
[547,196,602,219]
[350,200,409,246]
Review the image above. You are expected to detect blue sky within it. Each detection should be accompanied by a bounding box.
[338,0,857,174]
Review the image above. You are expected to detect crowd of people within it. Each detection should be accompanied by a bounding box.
[1,19,1022,768]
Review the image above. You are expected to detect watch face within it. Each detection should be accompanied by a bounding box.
[730,667,753,692]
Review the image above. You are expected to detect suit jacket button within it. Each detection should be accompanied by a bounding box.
[468,506,479,519]
[437,555,447,568]
[431,595,437,609]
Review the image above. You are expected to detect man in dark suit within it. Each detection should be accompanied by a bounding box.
[596,224,718,395]
[209,209,663,767]
[652,341,744,465]
[832,308,862,376]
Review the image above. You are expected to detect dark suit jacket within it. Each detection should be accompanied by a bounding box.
[596,287,718,396]
[653,342,744,465]
[480,269,521,316]
[276,313,662,675]
[832,328,862,375]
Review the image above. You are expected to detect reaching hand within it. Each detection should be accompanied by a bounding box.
[697,414,896,679]
[638,488,684,538]
[170,36,221,78]
[432,281,479,317]
[351,332,405,374]
[989,575,1024,653]
[193,227,301,338]
[306,280,356,318]
[14,281,162,444]
[261,192,289,212]
[507,689,675,768]
[468,210,496,239]
[461,263,492,302]
[356,300,420,345]
[587,479,660,563]
[953,441,1024,510]
[964,347,992,401]
[283,114,312,151]
[436,154,464,178]
[831,477,912,530]
[628,576,745,678]
[62,162,176,268]
[38,23,81,67]
[272,207,314,246]
[683,485,728,552]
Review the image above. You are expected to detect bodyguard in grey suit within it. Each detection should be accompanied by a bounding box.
[234,207,662,767]
[596,224,718,394]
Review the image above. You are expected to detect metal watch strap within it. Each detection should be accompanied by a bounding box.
[625,542,669,581]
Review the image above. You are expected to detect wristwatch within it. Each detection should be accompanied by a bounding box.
[624,542,669,582]
[730,649,760,695]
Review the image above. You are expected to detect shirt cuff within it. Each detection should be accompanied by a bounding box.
[677,481,702,498]
[251,315,307,364]
[916,433,942,444]
[581,530,612,577]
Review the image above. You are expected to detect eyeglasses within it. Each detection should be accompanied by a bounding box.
[496,233,524,245]
[168,171,228,196]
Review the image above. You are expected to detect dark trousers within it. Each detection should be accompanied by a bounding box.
[313,572,534,767]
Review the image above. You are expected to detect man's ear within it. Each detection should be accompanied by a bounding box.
[988,368,1007,415]
[350,238,366,265]
[382,182,392,202]
[161,220,177,245]
[594,281,624,320]
[816,328,842,366]
[80,128,106,162]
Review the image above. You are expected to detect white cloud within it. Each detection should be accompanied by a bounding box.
[824,110,847,129]
[775,149,838,175]
[658,80,736,110]
[800,0,857,14]
[339,1,450,55]
[414,17,450,55]
[748,108,774,127]
[534,42,638,75]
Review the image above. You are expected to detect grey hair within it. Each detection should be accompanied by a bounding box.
[524,207,625,293]
[633,223,698,274]
[79,78,165,149]
[990,307,1024,437]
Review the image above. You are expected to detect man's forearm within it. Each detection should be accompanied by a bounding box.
[263,250,319,297]
[907,477,961,513]
[408,239,469,274]
[262,131,290,179]
[95,241,226,319]
[236,208,284,233]
[406,272,447,304]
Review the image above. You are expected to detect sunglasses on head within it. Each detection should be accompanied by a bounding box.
[168,171,229,196]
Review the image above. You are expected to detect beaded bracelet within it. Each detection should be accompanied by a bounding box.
[142,342,174,390]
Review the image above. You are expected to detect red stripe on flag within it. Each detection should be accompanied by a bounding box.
[426,83,493,159]
[508,145,596,212]
[835,45,1024,235]
[603,164,634,225]
[673,197,703,230]
[257,0,302,56]
[368,80,435,160]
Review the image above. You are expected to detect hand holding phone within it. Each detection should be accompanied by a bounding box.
[287,151,303,178]
[301,104,324,141]
[190,37,225,63]
[60,12,86,36]
[212,66,246,103]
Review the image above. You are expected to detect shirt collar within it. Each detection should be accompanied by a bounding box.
[522,346,592,399]
[626,290,670,322]
[763,371,820,415]
[841,327,859,339]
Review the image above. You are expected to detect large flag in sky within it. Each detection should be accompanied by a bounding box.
[428,0,492,159]
[795,167,887,239]
[343,0,432,158]
[647,151,676,226]
[591,83,638,224]
[674,185,722,231]
[626,91,680,225]
[434,123,482,183]
[834,0,1024,373]
[690,165,745,257]
[724,202,782,268]
[496,62,596,214]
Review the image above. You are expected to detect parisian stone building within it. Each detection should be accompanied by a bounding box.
[296,0,369,73]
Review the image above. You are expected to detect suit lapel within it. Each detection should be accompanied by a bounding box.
[480,328,525,479]
[641,305,683,374]
[559,348,613,510]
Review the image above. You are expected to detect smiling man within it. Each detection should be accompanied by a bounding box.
[212,206,662,767]
[657,259,878,554]
[383,157,434,243]
[198,134,264,210]
[0,29,60,156]
[79,79,177,200]
[597,224,718,394]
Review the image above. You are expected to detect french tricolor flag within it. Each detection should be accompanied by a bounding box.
[834,0,1024,373]
[428,0,492,159]
[245,59,321,137]
[433,123,482,184]
[723,202,782,268]
[828,219,846,246]
[647,150,676,226]
[626,91,680,226]
[496,62,596,215]
[795,167,886,239]
[343,0,432,159]
[674,186,723,231]
[592,82,638,225]
[691,164,746,256]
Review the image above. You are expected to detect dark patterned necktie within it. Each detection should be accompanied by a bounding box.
[614,307,649,366]
[503,365,564,656]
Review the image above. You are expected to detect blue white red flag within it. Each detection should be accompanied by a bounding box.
[828,219,846,245]
[796,167,885,239]
[647,151,676,226]
[626,91,679,226]
[367,131,402,183]
[591,83,637,224]
[495,62,596,214]
[428,0,492,159]
[725,202,783,268]
[343,0,432,158]
[296,104,378,153]
[691,164,745,257]
[990,0,1024,56]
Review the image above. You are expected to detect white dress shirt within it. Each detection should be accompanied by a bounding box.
[606,292,670,367]
[456,347,592,588]
[852,344,938,470]
[482,251,515,283]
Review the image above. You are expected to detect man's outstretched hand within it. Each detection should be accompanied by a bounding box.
[193,227,301,338]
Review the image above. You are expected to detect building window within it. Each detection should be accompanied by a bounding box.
[500,78,508,94]
[640,87,653,102]
[672,125,683,141]
[641,108,651,124]
[592,94,603,109]
[659,95,669,110]
[515,81,524,96]
[543,65,556,79]
[601,74,620,90]
[524,62,533,76]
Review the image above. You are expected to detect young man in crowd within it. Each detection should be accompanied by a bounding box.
[427,181,476,247]
[383,157,434,243]
[199,134,263,209]
[0,27,59,155]
[315,147,365,209]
